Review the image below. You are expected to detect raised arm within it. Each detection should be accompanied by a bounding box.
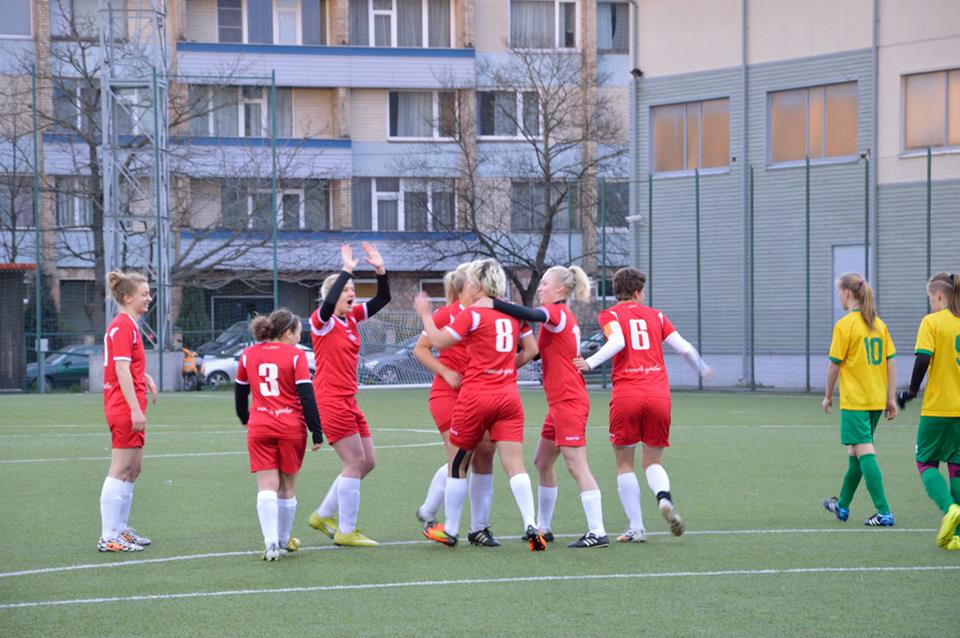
[492,298,549,324]
[362,242,391,318]
[414,293,458,350]
[318,244,357,322]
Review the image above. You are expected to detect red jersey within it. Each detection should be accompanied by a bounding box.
[429,302,469,397]
[597,302,676,397]
[446,307,531,393]
[310,303,367,397]
[103,313,146,421]
[538,302,587,404]
[236,342,312,438]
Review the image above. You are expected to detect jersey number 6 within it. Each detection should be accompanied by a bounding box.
[628,319,651,351]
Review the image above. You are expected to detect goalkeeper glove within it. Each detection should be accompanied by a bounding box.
[896,390,916,410]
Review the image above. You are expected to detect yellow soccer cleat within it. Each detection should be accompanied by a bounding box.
[936,504,960,548]
[308,513,338,539]
[280,537,301,555]
[946,536,960,551]
[333,530,379,547]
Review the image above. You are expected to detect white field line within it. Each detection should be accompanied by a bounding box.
[2,564,956,610]
[0,426,439,440]
[0,527,937,580]
[0,441,442,465]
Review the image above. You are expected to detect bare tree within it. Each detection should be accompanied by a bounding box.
[0,76,35,263]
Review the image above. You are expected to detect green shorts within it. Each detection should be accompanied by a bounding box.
[840,410,881,446]
[915,416,960,465]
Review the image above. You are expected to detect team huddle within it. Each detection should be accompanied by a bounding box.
[95,246,960,558]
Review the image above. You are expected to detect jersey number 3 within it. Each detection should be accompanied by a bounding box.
[258,363,280,397]
[628,319,651,351]
[495,318,515,353]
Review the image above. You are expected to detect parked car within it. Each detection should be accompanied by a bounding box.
[26,344,101,390]
[359,336,433,385]
[578,329,611,380]
[196,319,312,357]
[202,342,316,388]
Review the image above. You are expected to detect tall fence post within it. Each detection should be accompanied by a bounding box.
[647,172,652,305]
[600,178,608,389]
[695,168,702,391]
[805,156,811,393]
[567,181,573,265]
[32,64,45,393]
[864,156,870,280]
[749,165,755,391]
[152,68,165,392]
[926,146,932,300]
[270,71,279,309]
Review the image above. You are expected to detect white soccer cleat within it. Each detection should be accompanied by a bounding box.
[616,528,647,543]
[262,544,281,561]
[119,528,151,546]
[658,498,685,536]
[97,536,143,552]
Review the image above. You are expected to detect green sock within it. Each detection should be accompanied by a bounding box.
[858,454,890,514]
[920,467,953,514]
[837,455,862,509]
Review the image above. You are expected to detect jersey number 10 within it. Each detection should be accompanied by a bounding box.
[863,337,883,366]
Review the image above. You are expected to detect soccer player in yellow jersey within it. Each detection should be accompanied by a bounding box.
[821,274,897,526]
[896,272,960,550]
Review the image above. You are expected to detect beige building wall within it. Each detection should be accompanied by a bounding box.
[601,86,630,143]
[188,179,222,228]
[748,0,871,64]
[637,0,740,77]
[877,0,960,184]
[350,89,388,141]
[293,89,336,137]
[473,0,509,52]
[184,0,218,42]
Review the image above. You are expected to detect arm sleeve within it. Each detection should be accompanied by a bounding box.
[296,383,323,445]
[234,382,250,425]
[364,273,392,318]
[492,298,549,323]
[585,330,626,370]
[664,331,710,376]
[908,353,931,396]
[318,271,353,323]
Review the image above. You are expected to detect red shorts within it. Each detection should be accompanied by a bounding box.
[318,395,371,445]
[248,435,306,474]
[542,398,590,447]
[107,416,146,449]
[450,391,524,451]
[609,393,671,447]
[429,392,458,434]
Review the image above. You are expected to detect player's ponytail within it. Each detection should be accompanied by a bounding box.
[544,265,592,302]
[107,270,148,306]
[928,272,960,318]
[468,258,506,298]
[250,308,300,342]
[837,273,876,330]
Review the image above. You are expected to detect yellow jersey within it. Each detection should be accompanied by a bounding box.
[914,309,960,417]
[828,310,896,410]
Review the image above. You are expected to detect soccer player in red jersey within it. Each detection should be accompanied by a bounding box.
[412,264,500,546]
[573,268,712,543]
[235,309,324,560]
[307,243,390,547]
[488,265,607,548]
[416,259,547,551]
[98,271,158,553]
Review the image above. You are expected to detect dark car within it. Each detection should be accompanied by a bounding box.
[197,319,312,357]
[578,329,611,380]
[359,336,433,385]
[26,344,101,390]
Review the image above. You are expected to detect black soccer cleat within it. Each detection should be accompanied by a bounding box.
[541,531,555,543]
[467,527,501,547]
[568,532,609,549]
[523,525,547,552]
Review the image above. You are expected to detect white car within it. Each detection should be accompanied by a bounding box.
[202,343,316,388]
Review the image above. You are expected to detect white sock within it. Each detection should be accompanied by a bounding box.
[537,485,558,532]
[509,473,536,529]
[581,489,606,536]
[256,490,279,547]
[443,477,468,537]
[645,464,671,498]
[419,464,447,521]
[277,497,297,545]
[99,476,125,539]
[617,472,645,531]
[337,477,362,534]
[468,472,493,533]
[316,474,341,519]
[118,480,135,531]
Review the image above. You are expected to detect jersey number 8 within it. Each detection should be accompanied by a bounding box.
[495,318,514,353]
[628,319,651,351]
[258,363,280,397]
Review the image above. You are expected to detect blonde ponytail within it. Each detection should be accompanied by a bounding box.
[544,265,592,302]
[838,272,876,330]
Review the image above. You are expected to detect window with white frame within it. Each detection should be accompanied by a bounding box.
[351,177,456,231]
[217,0,326,45]
[768,82,857,164]
[55,177,94,227]
[0,177,33,228]
[419,278,446,302]
[52,79,100,134]
[510,0,577,49]
[596,1,628,53]
[349,0,451,47]
[189,85,293,138]
[511,181,578,231]
[113,87,154,137]
[904,69,960,151]
[389,91,456,139]
[651,98,729,174]
[52,0,127,39]
[220,180,329,230]
[0,0,31,37]
[477,91,539,138]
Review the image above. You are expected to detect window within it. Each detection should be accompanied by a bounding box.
[52,0,126,39]
[349,0,450,47]
[601,180,628,227]
[477,91,539,138]
[597,1,627,53]
[0,177,32,228]
[769,82,857,164]
[351,177,456,231]
[217,0,326,45]
[217,0,243,42]
[510,0,577,49]
[302,0,327,45]
[419,279,446,302]
[511,181,577,231]
[113,87,154,137]
[0,0,31,37]
[651,98,728,173]
[904,69,960,151]
[389,91,456,138]
[52,79,100,134]
[220,180,329,230]
[55,177,94,227]
[189,86,292,137]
